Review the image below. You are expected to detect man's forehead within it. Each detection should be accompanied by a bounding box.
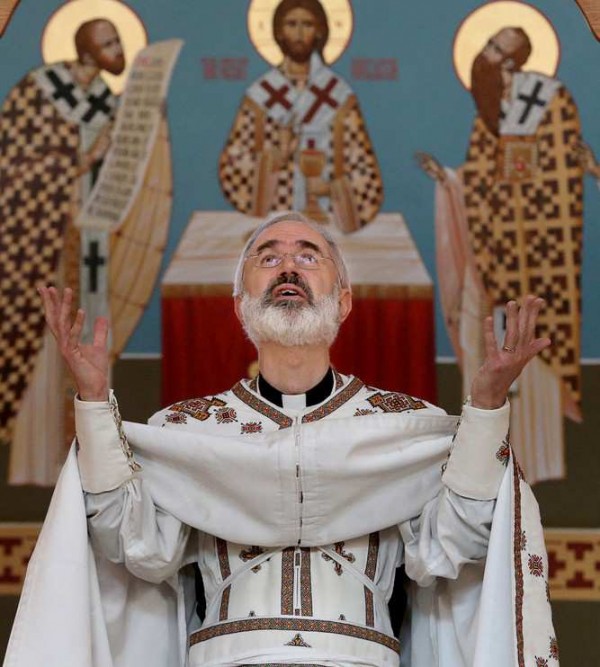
[92,20,118,41]
[251,221,328,250]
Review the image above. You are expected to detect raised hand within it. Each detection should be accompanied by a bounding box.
[470,296,551,410]
[414,151,447,184]
[38,286,110,401]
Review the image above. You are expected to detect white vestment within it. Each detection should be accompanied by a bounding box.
[5,374,557,666]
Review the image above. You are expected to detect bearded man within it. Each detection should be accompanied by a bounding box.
[219,0,383,232]
[9,211,557,666]
[418,26,585,484]
[0,18,124,484]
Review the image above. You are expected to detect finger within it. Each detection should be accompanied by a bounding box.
[38,286,60,335]
[526,297,545,342]
[502,300,519,349]
[58,288,74,339]
[517,294,535,338]
[68,309,85,349]
[483,315,498,357]
[92,317,109,350]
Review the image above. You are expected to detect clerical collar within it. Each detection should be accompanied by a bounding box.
[257,368,335,409]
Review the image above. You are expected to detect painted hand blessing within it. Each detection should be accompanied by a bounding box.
[470,295,551,410]
[38,286,109,401]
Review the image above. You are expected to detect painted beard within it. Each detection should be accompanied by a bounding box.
[470,51,504,136]
[240,274,342,348]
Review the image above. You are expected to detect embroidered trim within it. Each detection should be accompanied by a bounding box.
[216,538,232,621]
[513,461,525,667]
[232,382,293,429]
[302,377,365,423]
[321,542,355,576]
[367,391,426,414]
[189,617,401,653]
[364,532,379,627]
[301,548,313,616]
[281,547,295,614]
[109,393,141,473]
[333,369,344,390]
[239,545,267,573]
[170,396,226,422]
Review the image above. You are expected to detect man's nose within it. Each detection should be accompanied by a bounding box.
[280,254,298,271]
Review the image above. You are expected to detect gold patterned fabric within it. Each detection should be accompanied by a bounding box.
[462,86,583,413]
[0,73,80,443]
[219,94,382,227]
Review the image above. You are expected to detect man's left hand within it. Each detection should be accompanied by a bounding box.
[470,295,551,410]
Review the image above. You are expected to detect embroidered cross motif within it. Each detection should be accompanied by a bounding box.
[239,545,267,573]
[170,396,226,421]
[215,407,238,424]
[285,633,311,647]
[496,439,510,466]
[302,78,339,123]
[321,542,356,576]
[241,421,263,434]
[367,391,426,413]
[528,553,544,577]
[260,80,292,111]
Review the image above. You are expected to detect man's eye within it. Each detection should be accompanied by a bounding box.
[259,254,280,267]
[297,253,318,265]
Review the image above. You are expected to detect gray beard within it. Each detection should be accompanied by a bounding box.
[239,289,342,348]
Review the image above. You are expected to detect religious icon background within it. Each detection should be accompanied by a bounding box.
[416,0,600,486]
[0,0,599,662]
[0,0,178,486]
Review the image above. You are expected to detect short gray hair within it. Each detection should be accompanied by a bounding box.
[232,211,351,296]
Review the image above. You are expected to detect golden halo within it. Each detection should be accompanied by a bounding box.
[41,0,147,94]
[453,1,560,90]
[247,0,353,66]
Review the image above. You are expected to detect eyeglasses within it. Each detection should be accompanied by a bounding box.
[245,250,335,270]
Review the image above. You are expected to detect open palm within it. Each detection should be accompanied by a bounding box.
[39,286,110,401]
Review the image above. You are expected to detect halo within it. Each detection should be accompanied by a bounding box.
[41,0,147,94]
[453,1,560,90]
[247,0,353,66]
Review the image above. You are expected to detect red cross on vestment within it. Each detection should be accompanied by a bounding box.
[260,80,293,111]
[302,78,339,123]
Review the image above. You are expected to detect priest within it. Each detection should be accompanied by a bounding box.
[8,211,557,666]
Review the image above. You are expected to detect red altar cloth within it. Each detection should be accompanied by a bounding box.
[162,294,436,406]
[161,212,437,406]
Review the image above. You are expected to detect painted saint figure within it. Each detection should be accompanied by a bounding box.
[0,16,173,485]
[418,26,597,483]
[219,0,383,232]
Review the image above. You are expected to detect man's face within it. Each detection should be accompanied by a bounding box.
[278,7,319,63]
[240,221,342,303]
[480,28,523,67]
[87,21,125,75]
[235,221,352,347]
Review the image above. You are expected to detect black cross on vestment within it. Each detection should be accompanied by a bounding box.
[302,78,339,123]
[82,89,112,123]
[46,70,78,108]
[517,81,547,124]
[260,80,292,111]
[84,240,106,293]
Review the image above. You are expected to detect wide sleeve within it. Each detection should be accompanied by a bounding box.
[218,96,280,216]
[399,401,510,586]
[330,95,383,232]
[77,393,193,584]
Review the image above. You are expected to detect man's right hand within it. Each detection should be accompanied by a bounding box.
[415,151,447,184]
[38,286,109,401]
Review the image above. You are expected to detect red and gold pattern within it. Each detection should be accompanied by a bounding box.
[367,392,427,414]
[3,524,599,600]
